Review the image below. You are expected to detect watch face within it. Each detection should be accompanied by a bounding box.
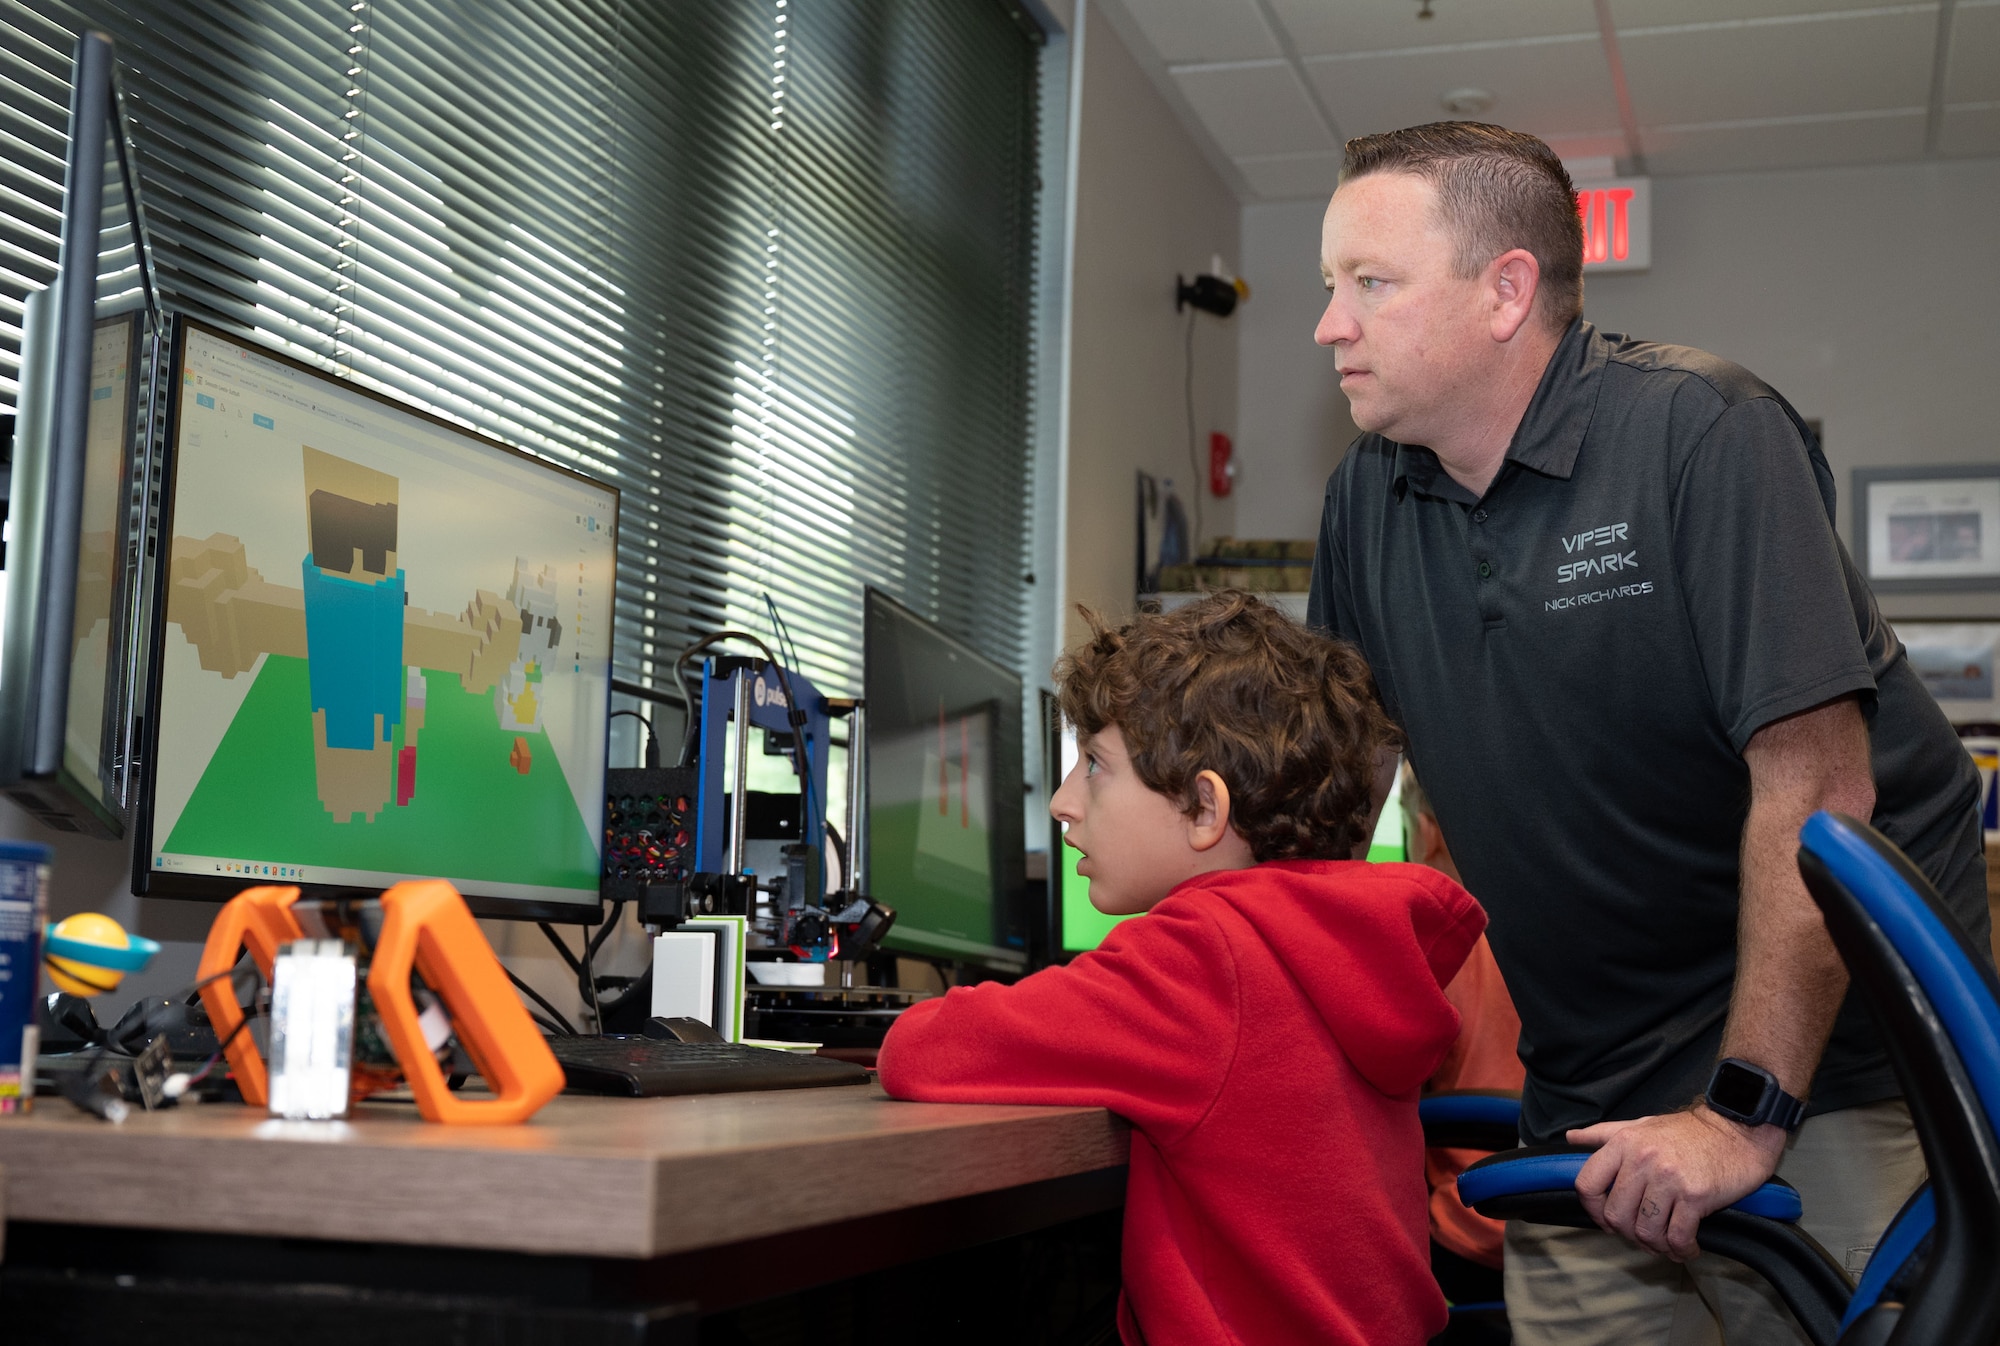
[1710,1061,1771,1116]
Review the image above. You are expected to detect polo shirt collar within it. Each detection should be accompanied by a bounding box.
[1391,317,1607,501]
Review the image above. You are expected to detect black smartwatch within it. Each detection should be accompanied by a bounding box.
[1703,1057,1806,1131]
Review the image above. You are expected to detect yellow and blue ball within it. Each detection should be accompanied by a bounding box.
[44,912,160,997]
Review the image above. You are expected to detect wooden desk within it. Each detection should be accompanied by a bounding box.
[0,1085,1131,1341]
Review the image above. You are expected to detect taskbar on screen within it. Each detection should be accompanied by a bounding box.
[151,851,601,909]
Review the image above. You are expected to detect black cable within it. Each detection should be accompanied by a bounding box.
[584,901,624,966]
[671,630,811,804]
[504,967,576,1036]
[178,995,265,1087]
[608,708,659,769]
[525,1010,567,1039]
[579,899,622,1031]
[761,593,823,840]
[672,629,771,768]
[1184,306,1204,555]
[763,592,806,684]
[538,922,584,977]
[673,656,703,768]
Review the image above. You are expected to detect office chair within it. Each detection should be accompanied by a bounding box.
[1421,1089,1523,1345]
[1457,811,2000,1346]
[1422,1089,1524,1153]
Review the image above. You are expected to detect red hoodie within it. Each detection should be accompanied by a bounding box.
[878,859,1484,1346]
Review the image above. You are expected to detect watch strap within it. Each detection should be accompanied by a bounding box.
[1766,1087,1806,1132]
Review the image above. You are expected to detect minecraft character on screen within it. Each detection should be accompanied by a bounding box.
[300,446,405,823]
[168,455,552,818]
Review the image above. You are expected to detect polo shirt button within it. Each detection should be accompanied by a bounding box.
[1472,509,1488,522]
[1477,560,1492,579]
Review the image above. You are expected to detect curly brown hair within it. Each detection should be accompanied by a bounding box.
[1054,590,1399,861]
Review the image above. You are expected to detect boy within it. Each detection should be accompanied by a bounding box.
[877,591,1487,1346]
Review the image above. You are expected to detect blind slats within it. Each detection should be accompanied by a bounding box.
[2,0,1038,701]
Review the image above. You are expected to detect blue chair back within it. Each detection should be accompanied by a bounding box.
[1797,811,2000,1343]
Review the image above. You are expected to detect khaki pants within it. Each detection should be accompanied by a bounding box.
[1504,1099,1926,1346]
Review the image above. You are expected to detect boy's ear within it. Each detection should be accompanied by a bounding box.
[1187,769,1234,853]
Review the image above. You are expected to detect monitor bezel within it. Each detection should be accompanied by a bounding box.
[0,31,162,837]
[130,315,620,923]
[862,585,1027,973]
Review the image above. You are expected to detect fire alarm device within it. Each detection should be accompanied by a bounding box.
[1209,432,1234,498]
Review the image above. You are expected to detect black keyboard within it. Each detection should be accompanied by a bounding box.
[546,1035,871,1098]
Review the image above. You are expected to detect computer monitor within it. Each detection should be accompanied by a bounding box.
[132,319,620,919]
[864,588,1025,971]
[0,31,160,836]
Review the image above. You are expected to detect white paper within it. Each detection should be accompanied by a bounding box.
[1869,478,2000,580]
[651,931,717,1025]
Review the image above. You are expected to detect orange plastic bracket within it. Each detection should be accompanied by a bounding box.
[367,880,564,1125]
[194,885,305,1108]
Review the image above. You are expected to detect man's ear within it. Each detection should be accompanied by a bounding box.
[1489,247,1541,343]
[1187,769,1234,853]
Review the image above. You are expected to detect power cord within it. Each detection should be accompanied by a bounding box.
[505,967,576,1036]
[609,708,660,768]
[671,628,813,808]
[579,901,624,1029]
[161,993,264,1100]
[762,591,831,879]
[544,903,630,1033]
[1184,305,1205,555]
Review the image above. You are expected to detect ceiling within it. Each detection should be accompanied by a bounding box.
[1096,0,2000,200]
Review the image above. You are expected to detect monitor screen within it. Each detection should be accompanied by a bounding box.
[136,322,619,914]
[864,588,1025,970]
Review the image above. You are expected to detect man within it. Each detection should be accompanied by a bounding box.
[1306,122,1985,1345]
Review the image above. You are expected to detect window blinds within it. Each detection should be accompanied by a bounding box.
[0,0,1041,698]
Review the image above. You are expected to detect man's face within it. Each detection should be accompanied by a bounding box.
[1315,172,1493,445]
[1049,723,1196,917]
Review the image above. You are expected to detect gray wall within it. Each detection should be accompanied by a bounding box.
[1235,156,2000,621]
[1062,0,1240,645]
[1235,195,1353,544]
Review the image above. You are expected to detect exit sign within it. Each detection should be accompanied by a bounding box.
[1575,177,1650,272]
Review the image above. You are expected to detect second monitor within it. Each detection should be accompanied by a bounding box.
[134,320,620,918]
[864,588,1026,972]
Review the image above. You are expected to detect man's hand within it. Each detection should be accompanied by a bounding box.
[1568,1107,1787,1262]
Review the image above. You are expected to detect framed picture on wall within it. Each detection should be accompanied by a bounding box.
[1892,620,2000,723]
[1855,466,2000,592]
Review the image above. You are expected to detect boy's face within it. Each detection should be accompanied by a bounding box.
[1051,723,1207,916]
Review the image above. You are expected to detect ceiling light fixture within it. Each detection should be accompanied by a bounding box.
[1417,0,1433,17]
[1441,87,1494,116]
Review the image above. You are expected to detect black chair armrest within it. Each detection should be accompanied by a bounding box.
[1471,1189,1852,1346]
[1421,1090,1522,1153]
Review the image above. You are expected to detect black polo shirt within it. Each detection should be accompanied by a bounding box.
[1309,318,1986,1145]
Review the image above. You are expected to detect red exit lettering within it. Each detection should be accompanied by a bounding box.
[1575,187,1636,264]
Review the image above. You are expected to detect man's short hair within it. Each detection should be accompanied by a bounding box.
[1341,121,1584,332]
[1054,590,1398,861]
